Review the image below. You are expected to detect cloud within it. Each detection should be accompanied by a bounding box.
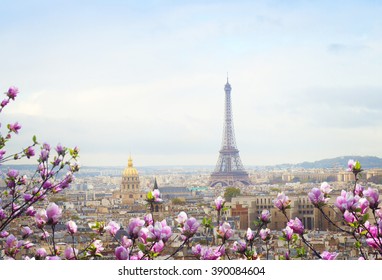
[327,43,370,54]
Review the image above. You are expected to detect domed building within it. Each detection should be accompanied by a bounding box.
[113,156,144,205]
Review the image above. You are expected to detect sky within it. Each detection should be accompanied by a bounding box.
[1,0,382,167]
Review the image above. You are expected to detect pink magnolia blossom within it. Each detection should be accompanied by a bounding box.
[40,230,50,240]
[283,226,293,241]
[0,150,6,160]
[39,149,49,161]
[138,227,150,244]
[42,180,53,189]
[259,228,271,241]
[192,245,224,260]
[214,196,225,211]
[176,211,188,225]
[9,122,21,134]
[26,206,36,217]
[4,234,23,258]
[364,187,380,209]
[0,208,6,220]
[55,144,65,156]
[7,86,18,100]
[192,244,202,256]
[144,213,153,226]
[358,198,369,214]
[273,192,291,211]
[308,187,327,207]
[66,220,78,235]
[7,169,19,179]
[158,220,172,242]
[21,226,33,239]
[343,210,356,223]
[115,246,129,260]
[127,218,145,239]
[46,203,62,225]
[24,146,35,158]
[23,241,34,249]
[218,222,233,241]
[23,193,33,202]
[232,240,247,254]
[335,190,359,213]
[321,251,338,260]
[260,209,271,223]
[121,236,133,249]
[287,217,304,235]
[1,99,9,107]
[366,237,382,252]
[105,221,120,236]
[347,159,356,171]
[364,222,378,238]
[152,240,165,253]
[320,182,332,195]
[180,217,200,239]
[64,247,78,260]
[35,248,47,260]
[375,209,382,220]
[130,251,147,260]
[35,209,48,229]
[355,184,364,196]
[0,231,9,238]
[246,228,255,241]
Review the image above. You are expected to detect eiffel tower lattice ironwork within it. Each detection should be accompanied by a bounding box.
[209,78,251,187]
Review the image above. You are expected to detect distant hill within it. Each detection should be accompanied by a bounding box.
[2,156,382,173]
[275,156,382,169]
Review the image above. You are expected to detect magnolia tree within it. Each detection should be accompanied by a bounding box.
[0,86,80,259]
[1,86,381,261]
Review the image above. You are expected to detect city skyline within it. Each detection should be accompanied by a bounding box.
[1,1,382,167]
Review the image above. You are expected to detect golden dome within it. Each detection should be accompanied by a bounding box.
[123,156,139,177]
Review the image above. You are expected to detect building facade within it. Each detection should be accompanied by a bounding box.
[113,156,144,205]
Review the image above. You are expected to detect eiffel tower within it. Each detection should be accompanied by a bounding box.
[209,78,251,187]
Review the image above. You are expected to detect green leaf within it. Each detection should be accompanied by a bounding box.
[355,241,361,248]
[253,220,261,226]
[355,161,361,170]
[202,217,212,228]
[292,234,298,242]
[146,191,154,200]
[222,206,230,212]
[137,243,146,252]
[349,222,359,228]
[361,213,369,224]
[32,135,38,144]
[279,236,286,241]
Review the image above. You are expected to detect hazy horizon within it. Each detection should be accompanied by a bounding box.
[1,1,382,167]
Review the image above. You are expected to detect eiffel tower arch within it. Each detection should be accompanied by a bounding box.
[209,78,251,187]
